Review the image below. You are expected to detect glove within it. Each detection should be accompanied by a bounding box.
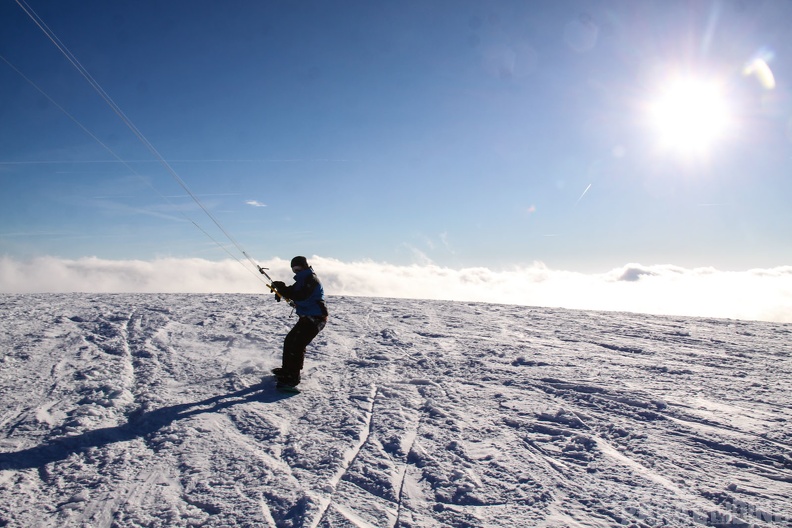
[270,280,285,302]
[271,282,287,299]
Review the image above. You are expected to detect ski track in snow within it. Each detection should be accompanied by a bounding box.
[0,293,790,527]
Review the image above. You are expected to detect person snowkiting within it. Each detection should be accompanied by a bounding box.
[269,256,328,389]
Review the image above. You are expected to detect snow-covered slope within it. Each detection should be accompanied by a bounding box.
[0,294,790,527]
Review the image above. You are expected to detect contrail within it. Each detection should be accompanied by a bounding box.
[575,183,592,206]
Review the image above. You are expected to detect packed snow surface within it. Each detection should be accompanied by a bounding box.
[0,294,790,527]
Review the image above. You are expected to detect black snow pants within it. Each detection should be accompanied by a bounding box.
[281,316,325,381]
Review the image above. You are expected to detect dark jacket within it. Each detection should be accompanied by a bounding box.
[276,268,328,318]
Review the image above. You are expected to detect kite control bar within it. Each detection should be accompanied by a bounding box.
[257,266,292,305]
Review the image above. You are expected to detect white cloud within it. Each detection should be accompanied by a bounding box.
[245,200,267,207]
[1,256,790,323]
[0,256,265,294]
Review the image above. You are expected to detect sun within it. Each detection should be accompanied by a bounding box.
[648,77,731,157]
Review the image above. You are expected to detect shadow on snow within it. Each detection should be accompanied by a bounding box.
[0,381,292,471]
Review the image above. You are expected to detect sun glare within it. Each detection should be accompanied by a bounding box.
[649,78,731,157]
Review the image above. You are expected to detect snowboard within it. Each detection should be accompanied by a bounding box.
[271,368,301,393]
[275,381,301,394]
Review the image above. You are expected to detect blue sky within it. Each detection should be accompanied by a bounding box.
[1,1,792,321]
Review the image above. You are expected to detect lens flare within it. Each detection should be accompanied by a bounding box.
[743,57,776,90]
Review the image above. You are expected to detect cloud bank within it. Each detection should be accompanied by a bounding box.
[1,256,791,323]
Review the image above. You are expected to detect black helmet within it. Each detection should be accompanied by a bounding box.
[290,256,309,269]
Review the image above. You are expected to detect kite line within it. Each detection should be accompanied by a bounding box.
[12,0,282,291]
